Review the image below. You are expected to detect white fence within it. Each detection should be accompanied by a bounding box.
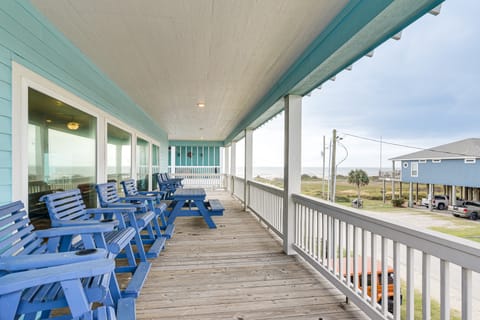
[228,176,480,320]
[169,166,225,189]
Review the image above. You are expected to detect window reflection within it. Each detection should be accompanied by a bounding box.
[137,138,149,191]
[107,124,131,195]
[28,88,97,226]
[152,144,160,190]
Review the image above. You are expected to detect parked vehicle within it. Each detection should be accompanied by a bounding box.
[450,201,480,220]
[421,195,449,210]
[341,257,400,313]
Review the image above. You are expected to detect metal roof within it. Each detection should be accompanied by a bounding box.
[390,138,480,161]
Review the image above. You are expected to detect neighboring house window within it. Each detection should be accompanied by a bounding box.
[432,159,442,163]
[411,162,418,177]
[419,160,426,163]
[465,158,476,164]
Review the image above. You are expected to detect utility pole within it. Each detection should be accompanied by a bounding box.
[322,135,326,199]
[329,129,337,202]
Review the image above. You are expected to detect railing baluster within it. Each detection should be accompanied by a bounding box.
[370,233,377,308]
[317,210,321,261]
[440,259,450,320]
[381,236,388,316]
[353,226,359,295]
[333,218,337,275]
[423,253,431,320]
[362,229,368,300]
[406,246,414,320]
[462,267,472,320]
[345,223,351,286]
[393,241,400,320]
[322,214,327,265]
[338,221,344,281]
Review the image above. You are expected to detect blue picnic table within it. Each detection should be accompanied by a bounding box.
[167,188,218,228]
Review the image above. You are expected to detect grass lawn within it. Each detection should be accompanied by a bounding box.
[400,281,461,320]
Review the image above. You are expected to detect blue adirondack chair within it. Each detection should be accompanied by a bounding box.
[163,173,183,188]
[0,200,130,319]
[120,179,175,239]
[95,182,166,259]
[41,189,152,298]
[154,173,176,199]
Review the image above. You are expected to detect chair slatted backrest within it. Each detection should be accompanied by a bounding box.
[0,201,45,260]
[41,189,92,226]
[96,183,122,206]
[121,179,139,197]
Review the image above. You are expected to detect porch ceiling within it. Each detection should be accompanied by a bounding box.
[30,0,348,141]
[30,0,443,143]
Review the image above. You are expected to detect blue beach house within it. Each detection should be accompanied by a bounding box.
[392,138,480,203]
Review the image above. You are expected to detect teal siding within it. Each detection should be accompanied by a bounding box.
[169,144,220,167]
[0,1,169,202]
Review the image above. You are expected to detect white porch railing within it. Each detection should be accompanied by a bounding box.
[247,180,283,236]
[169,166,225,189]
[228,176,480,320]
[232,176,245,201]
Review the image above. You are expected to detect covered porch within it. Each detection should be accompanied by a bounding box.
[136,190,366,320]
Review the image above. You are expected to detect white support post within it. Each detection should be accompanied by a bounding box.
[225,146,230,191]
[230,142,237,195]
[452,185,456,206]
[244,129,253,210]
[283,95,302,255]
[408,182,413,208]
[170,146,176,174]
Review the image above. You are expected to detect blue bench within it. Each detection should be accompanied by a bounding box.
[41,189,151,298]
[0,201,131,319]
[206,199,225,216]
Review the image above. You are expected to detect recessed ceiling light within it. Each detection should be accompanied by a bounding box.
[46,119,52,123]
[197,102,205,108]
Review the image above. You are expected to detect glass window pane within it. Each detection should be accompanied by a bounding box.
[152,144,160,189]
[107,124,131,195]
[137,138,149,191]
[28,88,97,226]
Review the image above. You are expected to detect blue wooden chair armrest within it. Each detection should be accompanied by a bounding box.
[103,202,146,211]
[0,259,114,295]
[84,207,136,215]
[138,190,165,197]
[36,224,115,238]
[120,195,155,203]
[51,219,119,228]
[0,249,108,272]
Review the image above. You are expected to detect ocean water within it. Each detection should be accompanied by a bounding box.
[252,166,381,179]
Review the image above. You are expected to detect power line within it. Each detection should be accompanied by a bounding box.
[340,132,480,158]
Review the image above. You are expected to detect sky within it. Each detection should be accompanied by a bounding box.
[249,0,480,171]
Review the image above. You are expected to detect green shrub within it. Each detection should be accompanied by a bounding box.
[391,198,404,207]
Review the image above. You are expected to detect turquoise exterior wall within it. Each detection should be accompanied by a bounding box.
[0,1,169,203]
[400,159,480,187]
[168,142,221,167]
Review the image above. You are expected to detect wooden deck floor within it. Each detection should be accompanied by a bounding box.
[135,191,367,320]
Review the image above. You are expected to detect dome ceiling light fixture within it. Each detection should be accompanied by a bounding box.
[67,121,80,130]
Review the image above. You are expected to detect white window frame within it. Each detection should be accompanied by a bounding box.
[464,158,476,164]
[12,62,161,205]
[411,162,419,177]
[432,159,442,163]
[419,159,427,163]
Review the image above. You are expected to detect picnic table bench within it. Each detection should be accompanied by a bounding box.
[167,188,224,228]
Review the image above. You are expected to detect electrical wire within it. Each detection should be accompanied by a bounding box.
[339,132,480,158]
